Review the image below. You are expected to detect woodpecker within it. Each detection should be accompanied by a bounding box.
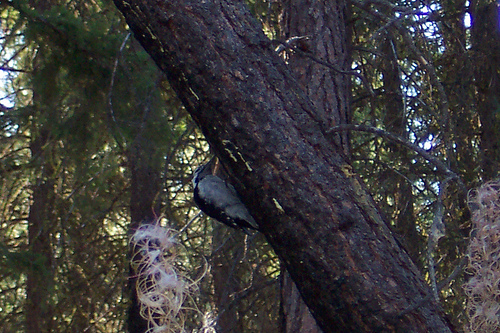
[192,158,258,233]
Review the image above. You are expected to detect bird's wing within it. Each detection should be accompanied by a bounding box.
[196,175,258,230]
[196,175,242,208]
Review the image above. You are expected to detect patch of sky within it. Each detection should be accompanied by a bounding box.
[464,7,471,29]
[0,29,22,136]
[0,26,23,109]
[403,2,446,53]
[0,68,14,109]
[408,118,436,151]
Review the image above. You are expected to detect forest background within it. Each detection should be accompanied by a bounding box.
[0,0,499,332]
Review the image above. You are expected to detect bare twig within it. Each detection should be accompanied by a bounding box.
[0,65,28,73]
[107,32,131,149]
[175,211,202,236]
[327,124,466,193]
[351,0,451,154]
[397,256,467,317]
[276,38,374,96]
[427,177,454,302]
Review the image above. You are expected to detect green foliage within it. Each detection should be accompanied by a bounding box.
[0,245,37,278]
[0,1,280,331]
[349,0,500,328]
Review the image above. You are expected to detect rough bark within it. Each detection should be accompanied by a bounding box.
[279,0,351,156]
[278,0,351,330]
[113,0,455,331]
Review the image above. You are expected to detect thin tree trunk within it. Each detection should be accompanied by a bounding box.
[211,226,246,333]
[280,270,321,333]
[127,130,163,332]
[380,32,422,265]
[113,1,455,331]
[26,129,55,333]
[472,0,500,180]
[25,3,58,330]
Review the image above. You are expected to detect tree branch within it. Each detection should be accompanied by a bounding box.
[328,124,465,192]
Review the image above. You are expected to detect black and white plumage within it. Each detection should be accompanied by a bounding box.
[192,159,258,233]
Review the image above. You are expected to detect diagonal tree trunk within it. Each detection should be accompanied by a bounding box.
[113,0,455,331]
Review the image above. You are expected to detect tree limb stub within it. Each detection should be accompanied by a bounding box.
[113,0,454,331]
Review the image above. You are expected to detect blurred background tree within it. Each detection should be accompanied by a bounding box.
[0,0,498,331]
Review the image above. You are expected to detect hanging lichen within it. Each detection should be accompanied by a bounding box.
[130,223,196,333]
[464,180,500,332]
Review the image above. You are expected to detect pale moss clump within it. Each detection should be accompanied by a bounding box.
[464,180,500,332]
[130,223,196,333]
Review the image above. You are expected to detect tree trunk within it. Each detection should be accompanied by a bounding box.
[25,3,58,331]
[278,0,351,330]
[380,31,422,266]
[211,226,246,333]
[280,270,321,333]
[279,0,351,157]
[26,129,55,333]
[113,0,455,331]
[127,125,163,332]
[472,0,500,180]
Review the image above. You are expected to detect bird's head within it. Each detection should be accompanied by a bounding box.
[192,157,216,185]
